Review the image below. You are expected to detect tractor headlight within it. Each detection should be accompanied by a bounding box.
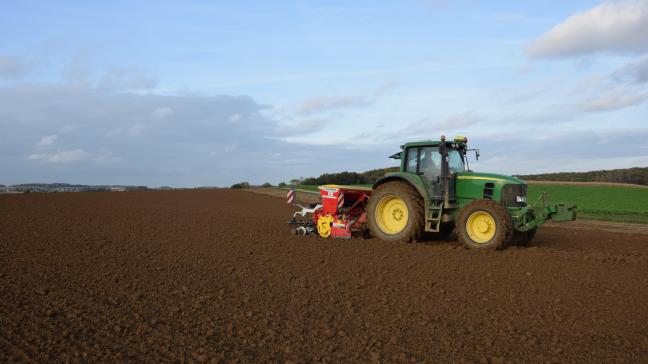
[502,184,528,207]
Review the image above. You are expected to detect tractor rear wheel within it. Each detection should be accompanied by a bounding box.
[367,181,424,242]
[457,199,513,250]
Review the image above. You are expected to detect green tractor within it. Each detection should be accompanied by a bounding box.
[367,136,576,249]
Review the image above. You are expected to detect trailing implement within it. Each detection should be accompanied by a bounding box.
[288,136,576,249]
[288,185,372,239]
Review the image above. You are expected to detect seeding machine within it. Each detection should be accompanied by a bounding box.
[288,185,373,239]
[288,136,577,249]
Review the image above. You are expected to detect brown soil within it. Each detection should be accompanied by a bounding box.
[1,190,647,363]
[247,187,320,205]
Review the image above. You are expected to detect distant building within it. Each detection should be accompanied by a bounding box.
[109,186,126,192]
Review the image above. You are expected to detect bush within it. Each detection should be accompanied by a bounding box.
[230,182,251,189]
[278,182,287,187]
[261,182,273,187]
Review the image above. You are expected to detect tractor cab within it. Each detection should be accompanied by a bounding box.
[390,136,470,203]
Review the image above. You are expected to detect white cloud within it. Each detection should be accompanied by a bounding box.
[528,0,648,58]
[581,89,647,111]
[343,112,484,146]
[28,149,90,163]
[98,66,157,91]
[373,80,398,98]
[1,82,389,186]
[227,114,241,123]
[0,54,29,79]
[296,82,396,115]
[38,134,58,146]
[277,118,327,136]
[127,124,148,135]
[61,59,157,91]
[614,56,648,83]
[298,94,371,115]
[401,113,482,139]
[152,107,173,119]
[435,112,481,130]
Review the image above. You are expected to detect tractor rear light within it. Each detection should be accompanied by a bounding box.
[516,196,526,203]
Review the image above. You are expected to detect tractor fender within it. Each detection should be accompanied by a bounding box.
[373,173,430,216]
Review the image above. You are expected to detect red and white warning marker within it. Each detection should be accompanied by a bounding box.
[286,188,295,204]
[337,192,345,210]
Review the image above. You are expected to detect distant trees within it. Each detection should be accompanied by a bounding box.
[516,167,648,186]
[230,182,251,189]
[261,182,273,187]
[277,182,287,187]
[299,167,399,186]
[302,172,366,186]
[362,167,400,183]
[2,183,148,192]
[296,166,648,187]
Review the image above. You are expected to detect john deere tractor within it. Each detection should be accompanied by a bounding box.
[366,136,576,249]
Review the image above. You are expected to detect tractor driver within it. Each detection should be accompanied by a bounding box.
[418,148,440,179]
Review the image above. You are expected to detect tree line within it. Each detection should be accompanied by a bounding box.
[300,167,399,186]
[231,166,648,189]
[515,167,648,186]
[298,166,648,187]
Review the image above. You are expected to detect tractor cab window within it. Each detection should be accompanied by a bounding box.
[405,149,418,173]
[405,146,441,182]
[448,149,465,173]
[419,147,441,179]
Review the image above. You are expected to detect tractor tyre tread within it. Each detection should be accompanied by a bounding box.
[457,199,513,250]
[367,181,425,242]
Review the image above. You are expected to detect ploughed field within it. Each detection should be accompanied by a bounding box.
[1,190,647,363]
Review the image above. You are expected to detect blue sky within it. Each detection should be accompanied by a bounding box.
[1,0,647,186]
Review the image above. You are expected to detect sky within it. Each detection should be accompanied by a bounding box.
[1,0,647,187]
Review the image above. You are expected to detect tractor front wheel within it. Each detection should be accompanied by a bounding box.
[367,182,424,242]
[457,200,513,250]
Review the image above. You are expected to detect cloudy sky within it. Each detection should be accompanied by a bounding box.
[2,0,647,187]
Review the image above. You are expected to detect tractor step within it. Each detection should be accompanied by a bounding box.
[426,203,443,232]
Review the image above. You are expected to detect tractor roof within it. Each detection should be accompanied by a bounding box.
[390,136,468,159]
[404,140,444,147]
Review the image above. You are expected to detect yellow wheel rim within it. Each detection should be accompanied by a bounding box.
[375,195,409,235]
[466,211,496,244]
[317,215,334,238]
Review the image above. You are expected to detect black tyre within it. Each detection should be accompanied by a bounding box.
[366,181,425,242]
[457,199,513,250]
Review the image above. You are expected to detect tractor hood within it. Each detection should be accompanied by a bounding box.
[454,172,527,206]
[455,172,526,185]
